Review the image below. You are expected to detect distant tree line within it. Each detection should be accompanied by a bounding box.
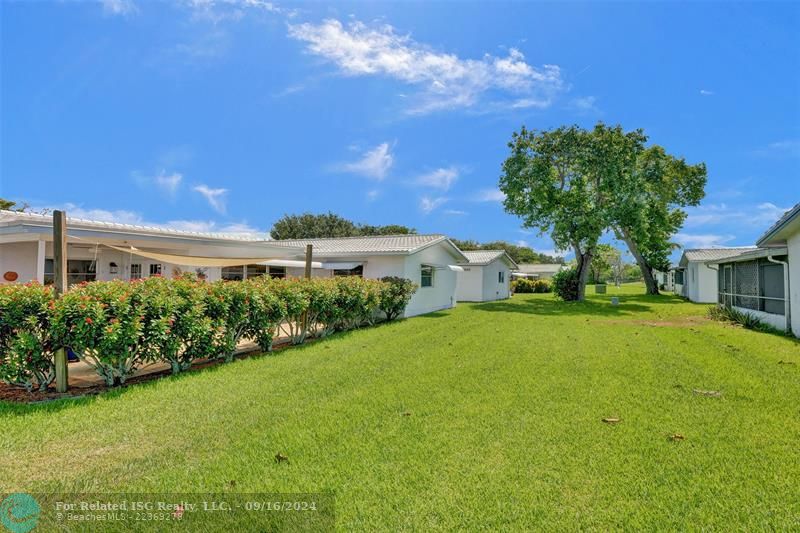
[270,212,416,240]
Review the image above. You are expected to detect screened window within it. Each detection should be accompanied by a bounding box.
[420,265,434,288]
[498,271,505,283]
[334,265,364,277]
[269,266,286,279]
[221,266,244,281]
[130,264,142,280]
[718,259,785,315]
[674,270,684,285]
[246,264,267,279]
[149,264,162,277]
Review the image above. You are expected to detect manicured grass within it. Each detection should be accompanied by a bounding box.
[1,284,799,530]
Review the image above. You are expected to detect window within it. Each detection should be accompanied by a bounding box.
[221,266,244,281]
[44,259,96,285]
[149,264,162,277]
[674,270,684,285]
[334,265,364,277]
[269,266,286,279]
[420,265,434,288]
[246,264,267,279]
[130,264,142,280]
[498,271,505,283]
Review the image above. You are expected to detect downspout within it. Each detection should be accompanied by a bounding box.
[767,254,791,333]
[706,263,720,305]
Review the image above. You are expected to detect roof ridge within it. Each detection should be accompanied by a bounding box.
[274,233,443,242]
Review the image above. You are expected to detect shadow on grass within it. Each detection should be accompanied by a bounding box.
[472,296,652,317]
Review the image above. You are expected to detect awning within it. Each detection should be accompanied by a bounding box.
[105,244,300,268]
[447,265,465,272]
[320,262,363,270]
[260,259,323,269]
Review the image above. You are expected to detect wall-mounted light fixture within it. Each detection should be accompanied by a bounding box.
[109,262,119,275]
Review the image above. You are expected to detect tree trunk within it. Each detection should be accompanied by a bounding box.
[573,243,594,301]
[618,226,659,295]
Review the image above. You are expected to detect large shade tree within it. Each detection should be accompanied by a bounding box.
[501,123,705,299]
[500,124,646,300]
[609,145,706,294]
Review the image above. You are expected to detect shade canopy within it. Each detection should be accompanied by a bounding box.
[320,262,363,270]
[105,244,316,268]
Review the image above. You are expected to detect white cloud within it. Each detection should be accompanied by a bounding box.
[180,0,291,24]
[419,196,447,214]
[516,239,529,247]
[752,139,800,158]
[444,209,467,216]
[473,188,505,202]
[414,167,459,191]
[193,184,228,214]
[674,233,736,248]
[31,203,265,236]
[60,204,145,225]
[699,89,714,96]
[338,142,394,180]
[100,0,138,16]
[685,202,791,227]
[288,18,563,114]
[366,189,380,201]
[154,171,183,195]
[569,96,598,112]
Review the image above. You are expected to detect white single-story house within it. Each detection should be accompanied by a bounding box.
[267,234,469,317]
[513,263,564,280]
[674,247,757,303]
[0,211,469,318]
[750,202,800,336]
[654,266,677,292]
[455,250,518,302]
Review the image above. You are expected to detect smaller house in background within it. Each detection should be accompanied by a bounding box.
[513,263,564,280]
[455,250,518,302]
[654,266,677,292]
[675,247,756,303]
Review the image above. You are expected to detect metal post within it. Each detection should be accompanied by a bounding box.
[53,210,69,392]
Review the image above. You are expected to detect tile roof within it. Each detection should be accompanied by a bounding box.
[0,210,273,242]
[681,247,757,262]
[270,234,459,256]
[756,202,800,246]
[460,250,506,264]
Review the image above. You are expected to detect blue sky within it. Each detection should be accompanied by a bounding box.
[1,0,798,259]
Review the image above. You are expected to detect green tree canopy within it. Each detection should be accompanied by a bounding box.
[270,212,416,240]
[500,122,705,298]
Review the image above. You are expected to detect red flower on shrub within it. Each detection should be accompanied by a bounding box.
[85,317,93,325]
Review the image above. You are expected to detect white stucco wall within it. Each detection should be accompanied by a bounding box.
[787,231,800,337]
[455,265,483,302]
[684,261,719,303]
[403,245,458,316]
[0,241,41,284]
[730,306,787,331]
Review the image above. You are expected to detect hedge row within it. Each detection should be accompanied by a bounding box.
[511,278,552,294]
[0,275,417,391]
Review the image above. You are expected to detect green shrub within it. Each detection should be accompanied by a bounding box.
[707,304,787,335]
[511,278,535,293]
[245,277,287,352]
[203,280,252,362]
[378,276,417,320]
[270,278,311,345]
[552,268,580,301]
[0,283,57,392]
[533,279,552,293]
[52,280,145,386]
[332,277,382,330]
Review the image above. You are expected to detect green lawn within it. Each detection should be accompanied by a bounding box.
[2,284,799,530]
